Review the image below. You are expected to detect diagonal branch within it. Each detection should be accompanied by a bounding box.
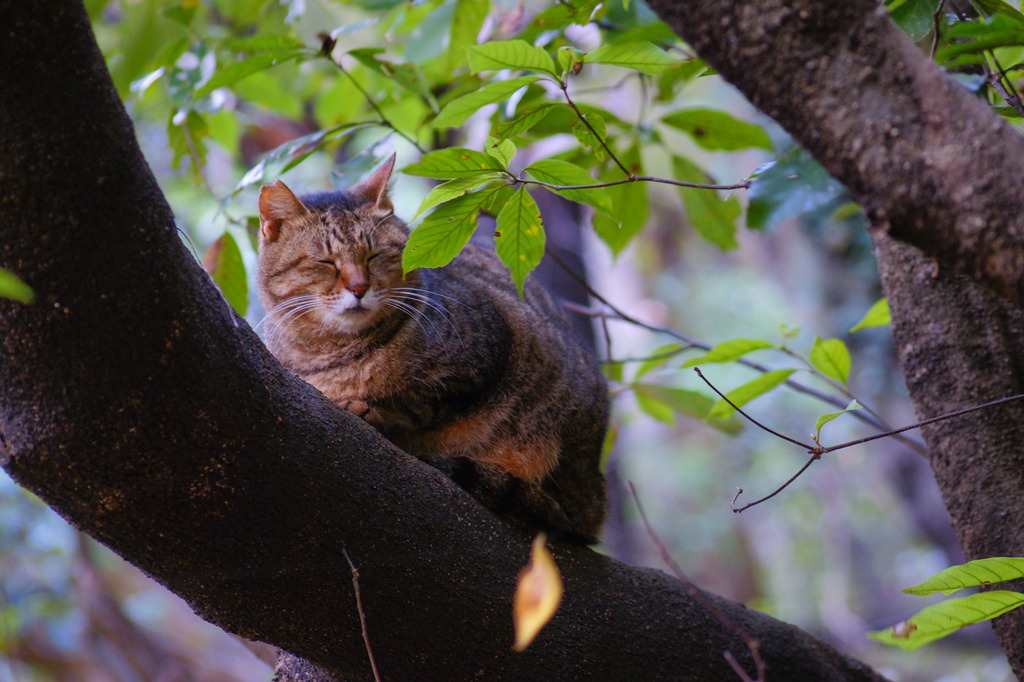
[0,3,887,681]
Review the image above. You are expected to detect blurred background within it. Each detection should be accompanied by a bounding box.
[2,0,1016,680]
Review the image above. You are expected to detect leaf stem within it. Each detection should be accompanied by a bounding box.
[693,368,815,450]
[559,80,632,177]
[328,57,426,154]
[516,175,751,192]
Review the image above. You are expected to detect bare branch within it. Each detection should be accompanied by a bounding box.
[517,175,751,193]
[692,368,815,450]
[342,549,382,682]
[629,483,765,682]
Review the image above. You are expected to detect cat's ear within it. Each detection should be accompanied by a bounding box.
[352,153,397,211]
[258,180,308,242]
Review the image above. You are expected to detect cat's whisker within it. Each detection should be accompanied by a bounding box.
[390,296,446,335]
[257,295,321,330]
[382,299,433,340]
[390,286,470,308]
[386,292,465,349]
[269,301,321,331]
[263,297,323,343]
[371,212,395,235]
[389,294,460,340]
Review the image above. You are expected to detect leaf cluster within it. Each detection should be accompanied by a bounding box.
[869,557,1024,650]
[92,0,829,302]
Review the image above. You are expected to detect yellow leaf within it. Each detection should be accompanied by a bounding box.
[512,533,563,652]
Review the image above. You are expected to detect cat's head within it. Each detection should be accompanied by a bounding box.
[256,154,414,338]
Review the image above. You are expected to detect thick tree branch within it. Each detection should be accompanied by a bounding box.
[0,2,884,680]
[641,1,1024,674]
[875,235,1024,677]
[647,0,1024,304]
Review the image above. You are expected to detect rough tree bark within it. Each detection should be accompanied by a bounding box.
[0,2,887,681]
[647,0,1024,302]
[643,0,1024,676]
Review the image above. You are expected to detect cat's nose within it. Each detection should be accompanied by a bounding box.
[348,283,369,299]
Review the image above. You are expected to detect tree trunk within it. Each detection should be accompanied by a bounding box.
[0,2,886,680]
[647,0,1024,302]
[875,236,1024,676]
[643,0,1024,674]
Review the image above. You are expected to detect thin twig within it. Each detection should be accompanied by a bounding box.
[930,0,947,60]
[696,366,1024,513]
[628,483,765,682]
[988,69,1024,117]
[343,549,382,682]
[820,391,1024,454]
[559,298,927,454]
[602,346,692,366]
[327,59,425,154]
[730,451,822,513]
[516,175,751,192]
[571,71,641,95]
[560,81,631,176]
[693,368,814,450]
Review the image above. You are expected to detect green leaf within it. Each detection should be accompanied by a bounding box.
[495,187,546,296]
[583,40,681,75]
[814,399,862,437]
[167,109,209,171]
[672,156,740,250]
[167,41,215,109]
[347,49,437,108]
[592,180,646,256]
[593,144,647,256]
[468,40,557,77]
[413,175,500,219]
[938,28,1024,59]
[0,268,35,303]
[557,46,585,75]
[662,108,772,151]
[809,337,852,385]
[632,383,742,433]
[571,112,607,160]
[445,0,489,72]
[206,231,248,316]
[938,14,1024,60]
[403,190,494,273]
[905,558,1024,596]
[867,591,1024,650]
[486,137,517,168]
[494,103,560,139]
[637,384,743,434]
[634,385,676,424]
[635,343,687,380]
[523,159,614,216]
[682,338,775,368]
[746,147,849,232]
[433,76,541,128]
[222,35,307,53]
[232,122,373,195]
[886,0,941,42]
[850,298,891,333]
[195,50,305,98]
[974,1,1024,24]
[404,148,508,179]
[707,370,796,420]
[599,420,618,472]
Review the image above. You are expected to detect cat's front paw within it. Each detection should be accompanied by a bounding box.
[341,400,372,419]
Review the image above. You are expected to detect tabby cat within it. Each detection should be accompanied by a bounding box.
[256,154,609,542]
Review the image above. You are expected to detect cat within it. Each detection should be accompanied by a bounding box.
[255,154,609,543]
